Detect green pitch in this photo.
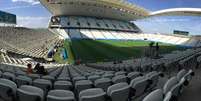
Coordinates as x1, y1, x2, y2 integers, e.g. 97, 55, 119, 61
54, 39, 185, 64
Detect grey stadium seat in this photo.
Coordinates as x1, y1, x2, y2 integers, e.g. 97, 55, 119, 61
2, 72, 16, 81
94, 78, 112, 91
176, 69, 187, 81
17, 85, 44, 101
0, 78, 17, 101
163, 76, 178, 94
16, 75, 32, 87
42, 75, 55, 82
142, 89, 163, 101
75, 80, 93, 94
112, 75, 127, 84
73, 76, 86, 83
79, 88, 106, 101
127, 72, 142, 81
33, 79, 52, 94
146, 71, 160, 90
28, 74, 40, 80
107, 83, 130, 101
54, 81, 73, 90
88, 75, 101, 82
47, 90, 75, 101
115, 71, 126, 76
130, 76, 148, 98
102, 73, 114, 79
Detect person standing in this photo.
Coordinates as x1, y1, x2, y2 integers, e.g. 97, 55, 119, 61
26, 64, 33, 74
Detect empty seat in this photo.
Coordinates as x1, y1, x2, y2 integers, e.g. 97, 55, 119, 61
88, 75, 101, 82
115, 71, 126, 76
54, 81, 73, 90
0, 78, 17, 101
73, 76, 86, 83
79, 88, 106, 101
94, 78, 112, 91
107, 83, 130, 101
143, 89, 163, 101
2, 72, 16, 81
17, 85, 44, 101
102, 73, 114, 79
177, 69, 187, 81
127, 72, 142, 81
16, 75, 32, 87
183, 69, 194, 86
75, 80, 93, 94
146, 71, 160, 90
163, 76, 178, 94
42, 75, 55, 82
112, 75, 127, 84
57, 77, 71, 81
130, 76, 148, 98
33, 79, 52, 94
28, 74, 40, 80
47, 90, 75, 101
0, 71, 2, 77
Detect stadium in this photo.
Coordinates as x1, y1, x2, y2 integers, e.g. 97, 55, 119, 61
0, 0, 200, 101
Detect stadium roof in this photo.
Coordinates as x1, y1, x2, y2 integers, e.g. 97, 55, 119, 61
150, 8, 201, 16
39, 0, 149, 21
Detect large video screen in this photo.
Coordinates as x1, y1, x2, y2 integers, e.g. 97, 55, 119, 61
174, 30, 189, 36
0, 11, 16, 24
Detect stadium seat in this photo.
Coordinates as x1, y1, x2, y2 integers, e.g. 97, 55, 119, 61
163, 76, 178, 94
94, 78, 112, 91
73, 76, 87, 83
0, 78, 17, 101
176, 69, 187, 81
107, 83, 130, 101
57, 76, 71, 81
130, 76, 148, 98
112, 75, 127, 84
146, 71, 160, 90
17, 85, 44, 101
28, 74, 40, 80
127, 72, 142, 81
33, 79, 52, 94
79, 88, 106, 101
2, 72, 16, 81
42, 75, 55, 82
75, 80, 93, 94
54, 81, 73, 90
16, 75, 32, 87
47, 90, 75, 101
88, 75, 101, 82
142, 89, 163, 101
183, 69, 194, 86
102, 73, 114, 79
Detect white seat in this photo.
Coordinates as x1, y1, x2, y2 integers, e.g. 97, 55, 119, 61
127, 72, 142, 81
177, 69, 187, 81
28, 74, 40, 80
47, 90, 75, 101
88, 75, 101, 82
0, 78, 17, 101
17, 85, 44, 101
163, 76, 178, 94
79, 88, 106, 101
107, 83, 130, 101
42, 75, 55, 82
146, 71, 160, 90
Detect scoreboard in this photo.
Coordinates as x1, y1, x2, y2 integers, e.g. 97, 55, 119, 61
0, 11, 16, 24
173, 30, 189, 36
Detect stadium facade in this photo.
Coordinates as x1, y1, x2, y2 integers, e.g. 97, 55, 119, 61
0, 10, 16, 27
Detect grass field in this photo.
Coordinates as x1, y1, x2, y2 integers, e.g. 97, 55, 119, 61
54, 39, 186, 64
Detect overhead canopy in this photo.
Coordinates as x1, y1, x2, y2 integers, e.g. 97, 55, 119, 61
150, 8, 201, 16
39, 0, 149, 21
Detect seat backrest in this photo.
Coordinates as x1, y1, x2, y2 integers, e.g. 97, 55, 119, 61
127, 72, 141, 81
177, 69, 187, 81
163, 76, 178, 94
17, 85, 44, 101
75, 80, 93, 94
94, 78, 112, 91
33, 79, 52, 94
47, 90, 75, 101
54, 81, 72, 90
16, 75, 32, 87
112, 75, 127, 84
79, 88, 106, 101
142, 89, 163, 101
107, 83, 130, 101
130, 77, 148, 97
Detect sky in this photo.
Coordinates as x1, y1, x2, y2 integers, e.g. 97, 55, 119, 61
0, 0, 201, 35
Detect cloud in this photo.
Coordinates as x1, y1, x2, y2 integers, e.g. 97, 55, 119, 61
17, 16, 50, 28
2, 5, 34, 10
12, 0, 40, 5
